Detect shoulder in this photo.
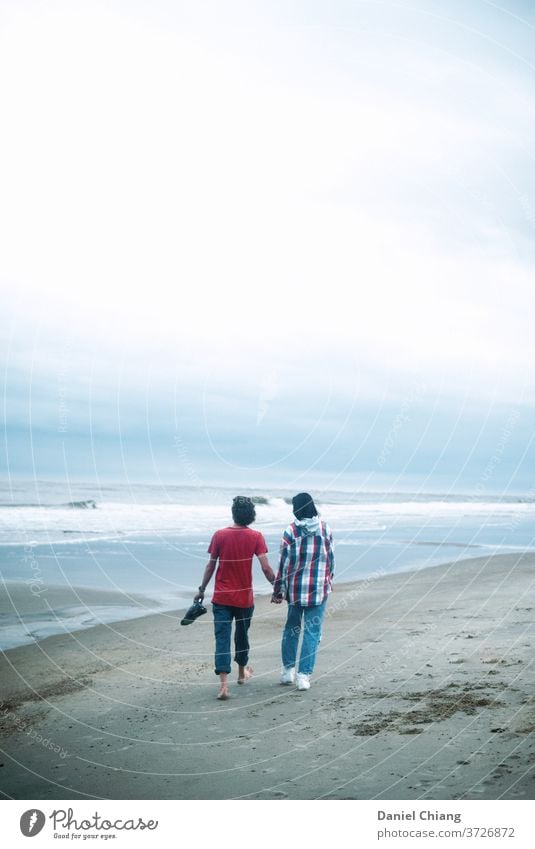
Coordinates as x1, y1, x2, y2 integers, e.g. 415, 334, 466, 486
213, 526, 233, 540
237, 526, 265, 541
282, 523, 297, 543
242, 527, 263, 539
321, 521, 333, 536
253, 528, 268, 549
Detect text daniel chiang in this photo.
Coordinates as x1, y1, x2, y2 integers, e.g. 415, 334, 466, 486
378, 810, 462, 824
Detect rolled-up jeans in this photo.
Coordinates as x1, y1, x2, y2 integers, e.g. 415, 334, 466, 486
212, 602, 254, 675
282, 599, 327, 675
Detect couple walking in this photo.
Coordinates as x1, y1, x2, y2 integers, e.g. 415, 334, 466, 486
195, 492, 335, 700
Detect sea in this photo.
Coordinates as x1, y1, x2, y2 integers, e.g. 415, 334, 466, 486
1, 480, 534, 649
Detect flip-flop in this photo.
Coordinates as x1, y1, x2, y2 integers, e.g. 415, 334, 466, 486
180, 601, 207, 626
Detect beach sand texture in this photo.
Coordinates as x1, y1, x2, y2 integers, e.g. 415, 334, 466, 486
0, 553, 534, 800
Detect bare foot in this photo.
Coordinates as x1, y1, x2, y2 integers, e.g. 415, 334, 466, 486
238, 665, 253, 684
217, 672, 229, 700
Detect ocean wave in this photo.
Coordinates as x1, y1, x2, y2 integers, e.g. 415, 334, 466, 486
66, 499, 97, 509
1, 490, 535, 547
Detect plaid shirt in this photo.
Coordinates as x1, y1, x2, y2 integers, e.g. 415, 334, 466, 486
273, 519, 335, 606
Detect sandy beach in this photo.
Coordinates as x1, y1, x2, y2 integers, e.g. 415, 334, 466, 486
0, 552, 533, 800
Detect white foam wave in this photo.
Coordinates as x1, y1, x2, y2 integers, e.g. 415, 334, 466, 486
1, 497, 534, 546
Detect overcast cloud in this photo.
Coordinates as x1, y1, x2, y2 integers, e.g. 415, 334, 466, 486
1, 0, 534, 490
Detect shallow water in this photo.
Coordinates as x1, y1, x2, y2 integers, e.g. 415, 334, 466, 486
1, 481, 534, 649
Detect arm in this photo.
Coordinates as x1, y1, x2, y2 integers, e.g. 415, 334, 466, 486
194, 556, 217, 602
272, 534, 291, 603
327, 527, 335, 584
257, 553, 276, 586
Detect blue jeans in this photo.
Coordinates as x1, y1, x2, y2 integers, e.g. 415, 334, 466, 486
281, 599, 327, 676
212, 603, 254, 675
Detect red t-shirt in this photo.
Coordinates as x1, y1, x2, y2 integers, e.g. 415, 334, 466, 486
208, 526, 268, 608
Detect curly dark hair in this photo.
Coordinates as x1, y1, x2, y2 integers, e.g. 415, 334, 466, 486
232, 496, 256, 527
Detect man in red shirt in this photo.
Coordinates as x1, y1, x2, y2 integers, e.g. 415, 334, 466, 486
195, 496, 276, 700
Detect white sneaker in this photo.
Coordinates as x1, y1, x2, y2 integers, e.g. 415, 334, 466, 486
280, 667, 295, 685
296, 673, 311, 691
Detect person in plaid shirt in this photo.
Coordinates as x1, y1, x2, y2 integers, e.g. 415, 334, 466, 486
272, 492, 334, 690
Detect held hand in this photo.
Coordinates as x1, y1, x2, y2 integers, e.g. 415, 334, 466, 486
271, 594, 283, 604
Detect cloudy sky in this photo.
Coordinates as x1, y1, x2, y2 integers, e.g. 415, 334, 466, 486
1, 0, 534, 492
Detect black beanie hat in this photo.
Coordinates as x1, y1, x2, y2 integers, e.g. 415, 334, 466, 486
292, 492, 318, 520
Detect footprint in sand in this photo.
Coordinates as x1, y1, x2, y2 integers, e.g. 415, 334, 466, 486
507, 699, 535, 734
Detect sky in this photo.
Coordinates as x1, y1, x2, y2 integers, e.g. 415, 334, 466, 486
1, 0, 535, 493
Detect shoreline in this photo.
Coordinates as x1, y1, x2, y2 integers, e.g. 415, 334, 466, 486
0, 545, 521, 652
1, 552, 534, 800
0, 582, 185, 652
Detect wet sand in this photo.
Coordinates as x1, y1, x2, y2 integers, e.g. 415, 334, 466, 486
0, 582, 165, 650
0, 553, 534, 800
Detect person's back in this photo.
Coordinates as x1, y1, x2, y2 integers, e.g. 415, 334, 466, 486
195, 496, 275, 699
278, 515, 334, 607
210, 525, 266, 608
272, 492, 335, 691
